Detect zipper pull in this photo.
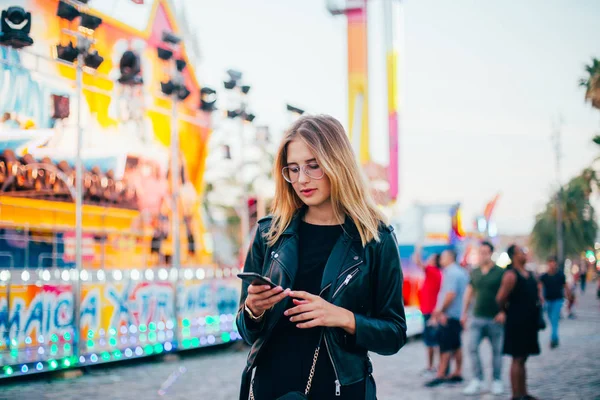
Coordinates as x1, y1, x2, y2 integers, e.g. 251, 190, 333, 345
335, 380, 341, 396
344, 274, 352, 285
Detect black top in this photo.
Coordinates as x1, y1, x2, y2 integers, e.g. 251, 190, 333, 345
540, 272, 566, 301
253, 221, 365, 399
503, 268, 540, 356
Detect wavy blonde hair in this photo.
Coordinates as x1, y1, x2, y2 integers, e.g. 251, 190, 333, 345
266, 115, 387, 247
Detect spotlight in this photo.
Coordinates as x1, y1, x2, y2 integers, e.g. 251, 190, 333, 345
0, 6, 33, 49
227, 110, 240, 119
162, 31, 181, 45
177, 85, 190, 101
241, 85, 251, 95
223, 79, 236, 90
286, 104, 305, 115
84, 50, 104, 69
161, 80, 175, 95
80, 13, 102, 31
226, 69, 242, 82
55, 42, 79, 63
157, 47, 173, 61
56, 1, 80, 21
175, 59, 186, 72
118, 50, 143, 85
199, 87, 217, 112
245, 113, 256, 122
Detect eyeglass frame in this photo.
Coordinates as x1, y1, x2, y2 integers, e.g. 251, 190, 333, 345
281, 162, 325, 183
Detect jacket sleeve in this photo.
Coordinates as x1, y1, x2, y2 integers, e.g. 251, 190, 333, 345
353, 230, 407, 355
235, 226, 268, 345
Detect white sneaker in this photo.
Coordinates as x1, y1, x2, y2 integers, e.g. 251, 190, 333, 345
491, 380, 504, 395
463, 379, 482, 395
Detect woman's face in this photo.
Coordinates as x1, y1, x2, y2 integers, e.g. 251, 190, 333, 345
285, 139, 331, 208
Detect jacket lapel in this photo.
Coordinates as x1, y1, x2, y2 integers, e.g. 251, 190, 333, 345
318, 216, 363, 295
276, 208, 364, 295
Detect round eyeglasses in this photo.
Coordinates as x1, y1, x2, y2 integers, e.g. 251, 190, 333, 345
282, 163, 325, 183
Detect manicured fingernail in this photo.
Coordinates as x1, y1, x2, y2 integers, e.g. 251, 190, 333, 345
284, 310, 288, 316
263, 286, 270, 290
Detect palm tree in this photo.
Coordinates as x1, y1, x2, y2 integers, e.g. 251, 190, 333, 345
530, 169, 598, 260
579, 58, 600, 110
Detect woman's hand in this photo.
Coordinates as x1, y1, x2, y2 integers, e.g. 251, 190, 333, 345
284, 291, 356, 334
245, 285, 290, 317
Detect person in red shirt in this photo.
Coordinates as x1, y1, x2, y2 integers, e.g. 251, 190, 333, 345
416, 250, 443, 374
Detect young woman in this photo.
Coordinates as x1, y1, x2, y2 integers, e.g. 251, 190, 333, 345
496, 245, 541, 400
236, 115, 407, 400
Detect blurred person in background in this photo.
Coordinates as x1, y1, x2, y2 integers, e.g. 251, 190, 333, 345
579, 262, 588, 293
415, 250, 442, 376
461, 241, 505, 396
425, 249, 469, 387
539, 256, 571, 349
496, 245, 541, 400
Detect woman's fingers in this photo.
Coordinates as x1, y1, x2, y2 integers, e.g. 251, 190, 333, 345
289, 310, 319, 323
254, 288, 290, 309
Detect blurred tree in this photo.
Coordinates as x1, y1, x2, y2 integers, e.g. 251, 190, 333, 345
531, 169, 598, 260
579, 57, 600, 110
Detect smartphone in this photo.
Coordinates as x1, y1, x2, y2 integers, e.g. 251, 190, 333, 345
237, 272, 278, 288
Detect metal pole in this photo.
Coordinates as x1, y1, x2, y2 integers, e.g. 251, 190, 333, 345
554, 118, 564, 264
73, 54, 84, 359
239, 115, 249, 246
171, 95, 180, 269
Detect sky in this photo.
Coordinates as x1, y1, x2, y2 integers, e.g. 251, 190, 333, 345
183, 0, 600, 236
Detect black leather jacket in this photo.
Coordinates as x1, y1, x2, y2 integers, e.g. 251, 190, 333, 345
236, 210, 407, 400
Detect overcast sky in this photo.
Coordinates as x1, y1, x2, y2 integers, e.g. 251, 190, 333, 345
185, 0, 600, 235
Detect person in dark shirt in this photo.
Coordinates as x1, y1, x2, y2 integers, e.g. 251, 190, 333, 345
539, 256, 571, 348
461, 241, 505, 395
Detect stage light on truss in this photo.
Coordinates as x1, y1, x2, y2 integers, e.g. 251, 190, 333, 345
79, 13, 102, 31
199, 87, 217, 111
223, 79, 236, 90
162, 30, 181, 45
245, 113, 256, 122
177, 85, 190, 101
286, 104, 305, 115
161, 80, 175, 95
118, 50, 143, 85
56, 1, 79, 21
175, 59, 186, 72
0, 6, 34, 49
54, 42, 79, 63
227, 110, 240, 119
226, 69, 242, 82
241, 85, 251, 95
84, 50, 104, 69
157, 47, 173, 61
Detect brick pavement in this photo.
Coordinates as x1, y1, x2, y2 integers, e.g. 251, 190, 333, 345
2, 286, 599, 400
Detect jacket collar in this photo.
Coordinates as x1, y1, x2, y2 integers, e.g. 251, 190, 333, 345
278, 207, 363, 294
282, 206, 360, 242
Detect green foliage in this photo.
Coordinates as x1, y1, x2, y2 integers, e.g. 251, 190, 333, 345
531, 169, 598, 259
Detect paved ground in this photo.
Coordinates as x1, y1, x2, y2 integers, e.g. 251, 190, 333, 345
3, 285, 600, 400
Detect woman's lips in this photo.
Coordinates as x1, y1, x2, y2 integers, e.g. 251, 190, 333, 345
300, 189, 316, 197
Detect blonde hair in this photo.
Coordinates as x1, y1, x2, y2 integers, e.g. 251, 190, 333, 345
266, 115, 387, 247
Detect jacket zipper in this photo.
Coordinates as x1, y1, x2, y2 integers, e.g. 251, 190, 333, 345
317, 261, 362, 397
332, 266, 361, 299
324, 334, 341, 396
